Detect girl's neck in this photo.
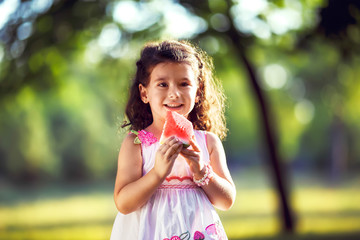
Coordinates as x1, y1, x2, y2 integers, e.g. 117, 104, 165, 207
145, 121, 164, 139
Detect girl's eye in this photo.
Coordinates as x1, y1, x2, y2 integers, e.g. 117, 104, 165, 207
158, 82, 168, 87
180, 82, 190, 87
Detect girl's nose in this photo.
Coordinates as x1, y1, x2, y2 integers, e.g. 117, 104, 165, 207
168, 86, 180, 99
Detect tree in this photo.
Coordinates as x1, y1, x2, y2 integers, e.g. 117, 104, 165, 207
1, 0, 359, 234
0, 0, 109, 96
178, 0, 295, 232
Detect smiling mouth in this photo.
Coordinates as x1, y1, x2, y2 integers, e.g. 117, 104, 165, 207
165, 104, 183, 109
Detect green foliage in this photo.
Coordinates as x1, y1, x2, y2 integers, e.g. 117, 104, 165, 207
1, 0, 360, 183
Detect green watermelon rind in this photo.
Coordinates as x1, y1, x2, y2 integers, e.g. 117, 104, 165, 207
182, 143, 190, 148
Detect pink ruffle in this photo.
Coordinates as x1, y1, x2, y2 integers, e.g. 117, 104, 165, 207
137, 130, 158, 146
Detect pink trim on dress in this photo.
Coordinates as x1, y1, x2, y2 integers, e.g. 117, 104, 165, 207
158, 184, 198, 189
165, 176, 193, 182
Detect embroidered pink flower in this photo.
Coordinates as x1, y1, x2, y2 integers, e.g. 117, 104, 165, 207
206, 222, 226, 239
193, 231, 205, 240
136, 130, 158, 146
170, 236, 181, 240
206, 224, 216, 236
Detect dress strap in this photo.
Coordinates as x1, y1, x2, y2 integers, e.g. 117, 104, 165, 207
194, 130, 210, 164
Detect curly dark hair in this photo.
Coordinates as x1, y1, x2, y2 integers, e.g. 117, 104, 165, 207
121, 40, 227, 140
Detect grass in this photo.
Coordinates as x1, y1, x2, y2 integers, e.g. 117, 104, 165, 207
0, 168, 360, 240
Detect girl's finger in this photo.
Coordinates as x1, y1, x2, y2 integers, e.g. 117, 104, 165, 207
180, 153, 198, 164
158, 143, 169, 154
165, 136, 178, 145
189, 138, 200, 152
159, 136, 178, 152
169, 145, 182, 162
164, 141, 182, 159
180, 151, 201, 166
180, 148, 200, 158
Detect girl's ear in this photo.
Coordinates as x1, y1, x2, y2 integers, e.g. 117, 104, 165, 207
195, 95, 200, 103
139, 84, 148, 104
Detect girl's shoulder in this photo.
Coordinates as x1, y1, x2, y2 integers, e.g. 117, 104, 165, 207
120, 131, 142, 151
198, 130, 220, 142
117, 131, 142, 166
201, 131, 223, 154
124, 131, 138, 142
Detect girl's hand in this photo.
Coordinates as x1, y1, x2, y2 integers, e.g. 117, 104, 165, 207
154, 136, 183, 180
180, 141, 206, 179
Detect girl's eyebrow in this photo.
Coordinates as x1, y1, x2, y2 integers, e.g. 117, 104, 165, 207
152, 76, 193, 82
153, 77, 167, 82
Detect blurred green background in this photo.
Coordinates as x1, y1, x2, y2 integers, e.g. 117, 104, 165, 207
0, 0, 360, 239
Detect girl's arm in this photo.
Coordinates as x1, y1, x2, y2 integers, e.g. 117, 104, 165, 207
203, 132, 236, 210
181, 132, 236, 210
114, 134, 182, 215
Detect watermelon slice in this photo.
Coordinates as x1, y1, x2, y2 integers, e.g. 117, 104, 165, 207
160, 111, 200, 152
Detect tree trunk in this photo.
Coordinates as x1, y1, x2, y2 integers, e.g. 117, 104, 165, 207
224, 2, 295, 233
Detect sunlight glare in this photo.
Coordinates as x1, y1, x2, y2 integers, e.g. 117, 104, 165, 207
252, 18, 271, 39
17, 21, 33, 41
267, 8, 302, 35
98, 23, 121, 51
0, 0, 20, 29
113, 0, 206, 39
162, 3, 207, 39
231, 0, 270, 39
113, 1, 159, 32
231, 0, 303, 37
31, 0, 53, 14
10, 40, 25, 59
263, 64, 287, 89
234, 0, 268, 17
294, 99, 315, 124
210, 13, 230, 32
85, 40, 102, 64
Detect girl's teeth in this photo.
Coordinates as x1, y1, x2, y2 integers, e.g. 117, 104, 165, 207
167, 104, 181, 107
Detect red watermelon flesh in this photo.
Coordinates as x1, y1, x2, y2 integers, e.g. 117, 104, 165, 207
160, 111, 199, 152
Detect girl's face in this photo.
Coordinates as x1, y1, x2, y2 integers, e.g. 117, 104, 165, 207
139, 62, 199, 125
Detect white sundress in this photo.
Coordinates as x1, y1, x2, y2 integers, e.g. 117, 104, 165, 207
110, 130, 228, 240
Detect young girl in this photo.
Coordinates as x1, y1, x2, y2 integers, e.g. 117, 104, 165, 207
110, 40, 236, 240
